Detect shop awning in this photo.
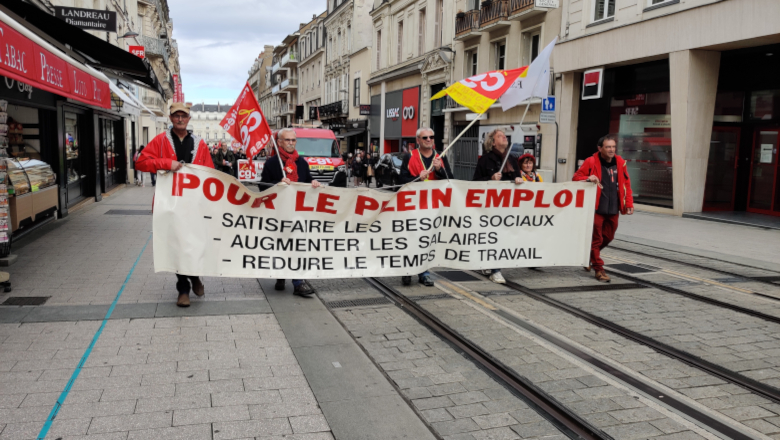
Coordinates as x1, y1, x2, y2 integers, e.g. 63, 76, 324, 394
116, 84, 158, 121
108, 81, 139, 109
336, 129, 366, 139
0, 10, 111, 109
0, 0, 164, 97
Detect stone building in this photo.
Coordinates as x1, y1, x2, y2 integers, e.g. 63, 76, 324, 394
188, 103, 233, 147
297, 12, 327, 127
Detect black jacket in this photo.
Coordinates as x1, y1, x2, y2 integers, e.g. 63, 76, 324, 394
399, 151, 453, 184
260, 155, 314, 185
472, 150, 519, 182
215, 149, 236, 170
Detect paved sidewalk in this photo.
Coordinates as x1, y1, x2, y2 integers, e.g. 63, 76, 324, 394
617, 212, 780, 269
0, 187, 336, 440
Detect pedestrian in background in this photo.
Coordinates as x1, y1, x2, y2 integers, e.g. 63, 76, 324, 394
216, 143, 236, 176
134, 145, 146, 187
473, 129, 524, 284
352, 151, 364, 187
573, 134, 634, 283
260, 128, 320, 297
399, 127, 453, 287
135, 103, 215, 307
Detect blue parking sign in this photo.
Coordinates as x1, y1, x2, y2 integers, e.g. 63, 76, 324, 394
542, 97, 556, 113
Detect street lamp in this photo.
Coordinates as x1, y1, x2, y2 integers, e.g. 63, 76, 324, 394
119, 31, 139, 38
438, 46, 455, 63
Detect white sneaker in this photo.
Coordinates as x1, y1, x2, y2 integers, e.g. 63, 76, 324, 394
489, 272, 506, 284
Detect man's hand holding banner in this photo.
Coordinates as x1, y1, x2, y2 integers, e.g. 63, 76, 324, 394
154, 165, 596, 279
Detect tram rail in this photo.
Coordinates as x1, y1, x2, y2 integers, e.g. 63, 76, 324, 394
363, 277, 609, 440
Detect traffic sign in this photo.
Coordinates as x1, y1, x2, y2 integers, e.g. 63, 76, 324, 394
539, 112, 556, 124
542, 96, 556, 113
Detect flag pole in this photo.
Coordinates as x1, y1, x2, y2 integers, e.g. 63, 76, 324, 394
270, 135, 287, 179
424, 113, 483, 173
498, 99, 532, 173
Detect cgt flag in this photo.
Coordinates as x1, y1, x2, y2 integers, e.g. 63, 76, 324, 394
220, 82, 272, 166
430, 67, 529, 114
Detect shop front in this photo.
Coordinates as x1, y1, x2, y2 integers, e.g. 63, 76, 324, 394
370, 86, 420, 155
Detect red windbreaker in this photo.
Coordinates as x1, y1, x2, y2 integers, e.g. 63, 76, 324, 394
135, 130, 214, 173
573, 152, 634, 214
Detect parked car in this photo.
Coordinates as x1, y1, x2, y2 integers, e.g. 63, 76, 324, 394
374, 153, 405, 189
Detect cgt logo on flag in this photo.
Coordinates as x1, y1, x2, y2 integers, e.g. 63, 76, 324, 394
430, 67, 528, 114
220, 82, 273, 165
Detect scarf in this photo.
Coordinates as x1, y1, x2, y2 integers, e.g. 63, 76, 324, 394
408, 148, 439, 181
521, 171, 539, 182
275, 147, 300, 182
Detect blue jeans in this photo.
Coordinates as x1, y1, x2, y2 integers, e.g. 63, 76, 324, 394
418, 271, 430, 280
491, 269, 501, 274
292, 279, 303, 287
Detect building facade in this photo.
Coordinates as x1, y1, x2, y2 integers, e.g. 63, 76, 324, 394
554, 0, 780, 217
270, 33, 300, 129
188, 104, 233, 147
367, 0, 454, 159
298, 13, 327, 127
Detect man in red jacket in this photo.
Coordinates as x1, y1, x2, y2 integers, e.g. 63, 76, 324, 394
573, 134, 634, 282
136, 103, 215, 307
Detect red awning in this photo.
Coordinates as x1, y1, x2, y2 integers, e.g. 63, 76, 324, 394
0, 10, 111, 109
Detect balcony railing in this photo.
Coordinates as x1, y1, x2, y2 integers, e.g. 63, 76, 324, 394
272, 62, 281, 74
455, 10, 480, 38
272, 84, 281, 95
138, 36, 169, 66
280, 77, 298, 91
281, 102, 295, 114
142, 95, 165, 110
510, 0, 535, 15
281, 51, 298, 66
480, 0, 510, 28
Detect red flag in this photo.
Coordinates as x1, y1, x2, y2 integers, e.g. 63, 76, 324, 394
220, 82, 272, 165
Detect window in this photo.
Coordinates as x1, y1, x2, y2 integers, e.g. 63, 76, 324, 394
376, 30, 382, 70
495, 42, 506, 70
522, 29, 541, 66
397, 20, 404, 63
418, 9, 426, 56
593, 0, 616, 21
337, 31, 341, 57
347, 25, 351, 53
434, 0, 443, 47
465, 49, 478, 76
354, 78, 360, 107
328, 38, 332, 61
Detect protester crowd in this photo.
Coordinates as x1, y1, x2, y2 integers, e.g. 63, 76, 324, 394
136, 103, 633, 307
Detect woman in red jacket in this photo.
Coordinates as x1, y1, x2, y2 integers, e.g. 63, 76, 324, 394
572, 134, 634, 283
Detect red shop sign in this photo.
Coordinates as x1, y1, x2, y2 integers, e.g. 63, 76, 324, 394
129, 46, 145, 58
401, 87, 419, 138
0, 16, 110, 109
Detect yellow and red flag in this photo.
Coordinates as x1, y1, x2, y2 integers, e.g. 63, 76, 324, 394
431, 66, 529, 114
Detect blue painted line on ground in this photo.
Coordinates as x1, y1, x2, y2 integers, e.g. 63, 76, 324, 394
36, 234, 152, 440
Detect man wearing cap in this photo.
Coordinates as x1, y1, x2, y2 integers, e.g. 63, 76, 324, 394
136, 103, 215, 307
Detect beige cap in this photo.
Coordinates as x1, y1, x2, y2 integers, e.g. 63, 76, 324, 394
170, 102, 190, 115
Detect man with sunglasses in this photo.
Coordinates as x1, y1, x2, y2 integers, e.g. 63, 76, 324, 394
260, 128, 321, 297
399, 127, 453, 287
135, 103, 215, 307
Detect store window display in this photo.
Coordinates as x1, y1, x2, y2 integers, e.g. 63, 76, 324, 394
609, 92, 673, 208
65, 112, 85, 204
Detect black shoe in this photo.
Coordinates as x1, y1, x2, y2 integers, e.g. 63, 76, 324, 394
419, 274, 434, 287
275, 279, 285, 291
293, 282, 315, 297
402, 276, 412, 286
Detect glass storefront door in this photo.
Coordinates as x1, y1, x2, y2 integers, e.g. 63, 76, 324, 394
703, 127, 741, 211
64, 111, 86, 206
101, 118, 118, 190
748, 129, 780, 216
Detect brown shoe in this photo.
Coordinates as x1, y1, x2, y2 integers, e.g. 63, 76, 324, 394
192, 278, 205, 297
584, 266, 591, 272
177, 293, 190, 307
595, 271, 611, 283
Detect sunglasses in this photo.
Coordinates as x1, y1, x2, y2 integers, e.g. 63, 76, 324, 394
420, 136, 433, 140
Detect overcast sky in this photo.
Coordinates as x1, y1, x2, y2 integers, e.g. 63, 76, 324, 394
168, 0, 324, 105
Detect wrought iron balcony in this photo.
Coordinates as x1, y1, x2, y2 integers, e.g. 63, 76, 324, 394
138, 36, 169, 66
510, 0, 535, 16
480, 0, 510, 29
319, 100, 345, 118
455, 10, 480, 40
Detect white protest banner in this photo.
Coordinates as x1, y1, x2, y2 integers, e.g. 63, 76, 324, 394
237, 159, 265, 182
153, 165, 596, 279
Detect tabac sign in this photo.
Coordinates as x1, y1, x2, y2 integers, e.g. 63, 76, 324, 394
55, 7, 117, 32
